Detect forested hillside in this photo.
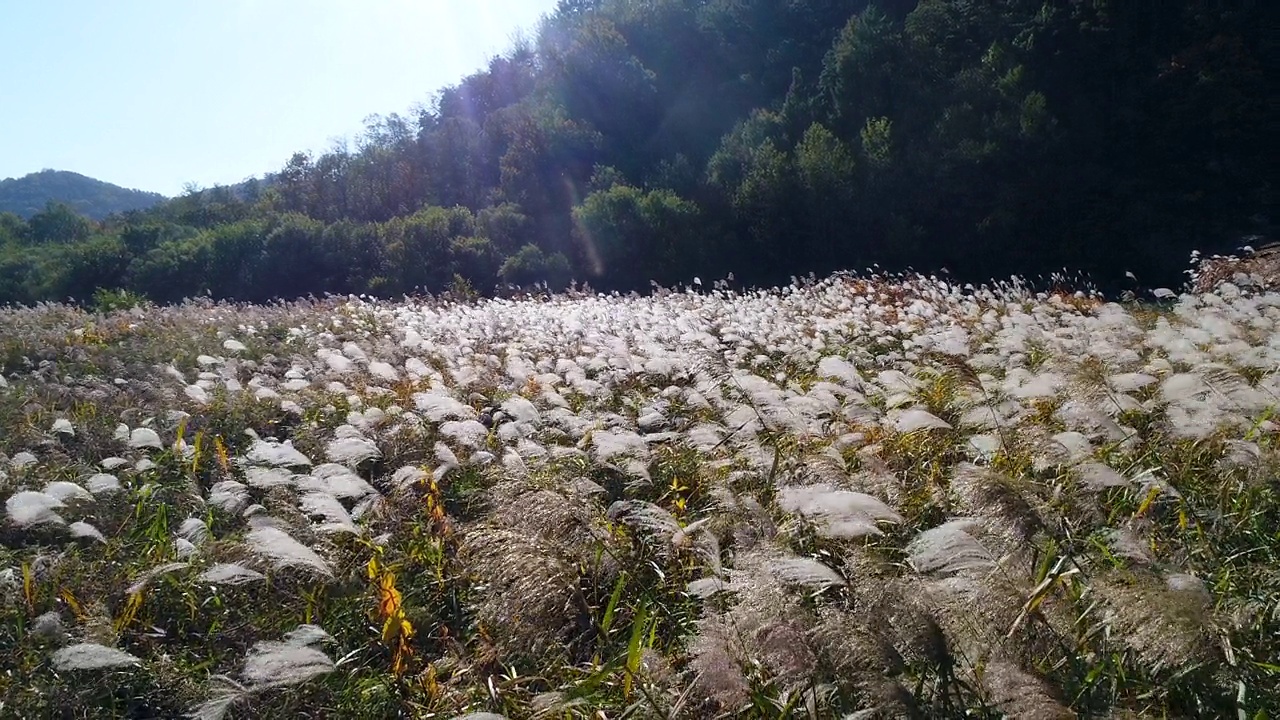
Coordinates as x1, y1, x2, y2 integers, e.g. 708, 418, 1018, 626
0, 170, 165, 220
0, 0, 1270, 305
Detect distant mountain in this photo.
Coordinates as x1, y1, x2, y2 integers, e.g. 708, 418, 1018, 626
0, 169, 166, 220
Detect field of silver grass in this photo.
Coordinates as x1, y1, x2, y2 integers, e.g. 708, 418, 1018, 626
1, 270, 1277, 718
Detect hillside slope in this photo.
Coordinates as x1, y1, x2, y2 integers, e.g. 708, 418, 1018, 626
0, 1, 1271, 306
0, 169, 165, 220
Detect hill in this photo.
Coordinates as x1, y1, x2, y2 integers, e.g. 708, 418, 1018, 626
0, 170, 165, 220
0, 1, 1272, 307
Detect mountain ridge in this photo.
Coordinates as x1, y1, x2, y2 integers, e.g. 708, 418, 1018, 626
0, 169, 166, 220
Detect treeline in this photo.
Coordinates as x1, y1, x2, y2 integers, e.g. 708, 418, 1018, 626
1, 0, 1271, 305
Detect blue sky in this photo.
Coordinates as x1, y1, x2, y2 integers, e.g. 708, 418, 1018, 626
0, 0, 557, 196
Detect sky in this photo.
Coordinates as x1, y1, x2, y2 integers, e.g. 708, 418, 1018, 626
0, 0, 558, 196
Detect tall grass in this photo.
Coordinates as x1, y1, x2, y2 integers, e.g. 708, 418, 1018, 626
1, 271, 1277, 718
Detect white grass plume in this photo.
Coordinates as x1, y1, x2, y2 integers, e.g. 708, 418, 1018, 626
177, 517, 210, 544
888, 408, 952, 433
128, 427, 163, 450
85, 473, 122, 494
51, 642, 142, 671
208, 480, 250, 513
187, 692, 239, 720
488, 483, 609, 556
1093, 572, 1217, 673
687, 577, 732, 599
767, 557, 846, 589
776, 484, 903, 539
299, 492, 356, 534
43, 481, 93, 503
434, 441, 460, 481
127, 562, 189, 594
687, 619, 751, 711
907, 519, 996, 575
243, 466, 295, 489
241, 625, 335, 686
244, 438, 312, 468
1075, 461, 1127, 490
301, 463, 377, 500
245, 526, 333, 577
807, 605, 906, 680
6, 490, 65, 527
69, 521, 106, 543
413, 390, 476, 422
8, 451, 38, 469
816, 355, 865, 390
198, 563, 266, 586
949, 464, 1044, 540
187, 624, 336, 719
462, 526, 584, 661
325, 436, 381, 466
754, 620, 819, 685
591, 429, 650, 462
606, 499, 680, 538
980, 659, 1074, 720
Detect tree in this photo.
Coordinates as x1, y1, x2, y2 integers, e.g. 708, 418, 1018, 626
477, 203, 534, 254
795, 122, 858, 270
540, 13, 658, 176
203, 219, 267, 298
0, 212, 25, 246
52, 234, 130, 300
818, 7, 903, 138
383, 206, 477, 293
573, 184, 703, 289
321, 220, 386, 295
256, 214, 327, 300
498, 243, 573, 288
26, 202, 93, 244
125, 237, 212, 303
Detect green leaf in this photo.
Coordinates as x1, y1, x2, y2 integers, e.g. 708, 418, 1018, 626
623, 600, 650, 700
600, 571, 628, 636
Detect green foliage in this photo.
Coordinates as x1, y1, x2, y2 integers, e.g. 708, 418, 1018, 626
498, 244, 572, 287
384, 206, 476, 293
795, 123, 858, 270
0, 0, 1271, 304
475, 203, 533, 254
259, 214, 329, 300
126, 236, 211, 303
859, 116, 894, 169
573, 184, 704, 287
26, 202, 95, 245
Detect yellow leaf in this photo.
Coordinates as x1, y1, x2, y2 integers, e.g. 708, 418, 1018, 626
115, 591, 144, 632
378, 573, 402, 618
22, 563, 36, 609
214, 436, 230, 473
421, 663, 439, 698
61, 588, 86, 621
191, 431, 204, 474
1134, 485, 1161, 518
